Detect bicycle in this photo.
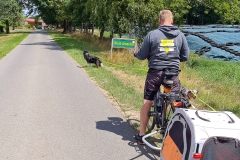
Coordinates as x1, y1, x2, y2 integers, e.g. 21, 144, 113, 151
142, 69, 198, 151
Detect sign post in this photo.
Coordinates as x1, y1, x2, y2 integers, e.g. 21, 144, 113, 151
111, 38, 136, 61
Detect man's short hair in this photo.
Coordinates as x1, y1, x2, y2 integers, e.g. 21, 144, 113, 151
159, 10, 173, 21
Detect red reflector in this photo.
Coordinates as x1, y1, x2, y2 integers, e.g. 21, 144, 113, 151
172, 102, 182, 107
193, 153, 202, 159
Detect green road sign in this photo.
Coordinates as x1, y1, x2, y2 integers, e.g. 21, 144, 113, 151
112, 38, 136, 49
110, 38, 136, 61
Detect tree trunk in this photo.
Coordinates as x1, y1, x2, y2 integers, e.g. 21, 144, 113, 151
119, 32, 122, 38
81, 23, 83, 33
100, 27, 105, 41
84, 22, 88, 33
110, 29, 113, 39
68, 21, 72, 32
91, 23, 94, 35
0, 26, 3, 32
6, 19, 10, 34
62, 19, 67, 33
12, 21, 16, 30
129, 22, 135, 39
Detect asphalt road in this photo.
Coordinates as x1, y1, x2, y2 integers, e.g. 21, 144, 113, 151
0, 30, 158, 160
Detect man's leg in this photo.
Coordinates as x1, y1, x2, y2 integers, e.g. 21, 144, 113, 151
139, 99, 153, 135
135, 99, 153, 144
135, 70, 162, 144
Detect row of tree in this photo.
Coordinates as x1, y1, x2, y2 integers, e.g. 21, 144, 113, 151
1, 0, 240, 40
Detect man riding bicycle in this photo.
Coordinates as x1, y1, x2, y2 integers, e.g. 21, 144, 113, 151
133, 10, 190, 145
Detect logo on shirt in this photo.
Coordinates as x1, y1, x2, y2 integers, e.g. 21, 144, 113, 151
159, 39, 176, 53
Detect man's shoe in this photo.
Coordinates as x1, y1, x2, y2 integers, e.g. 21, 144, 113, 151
135, 133, 145, 145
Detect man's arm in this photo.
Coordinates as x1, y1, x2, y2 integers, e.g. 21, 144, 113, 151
179, 34, 190, 62
134, 33, 151, 60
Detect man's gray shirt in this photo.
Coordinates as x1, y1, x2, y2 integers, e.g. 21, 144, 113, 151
135, 25, 190, 70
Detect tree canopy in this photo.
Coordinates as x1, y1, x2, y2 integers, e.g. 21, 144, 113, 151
1, 0, 240, 38
0, 0, 24, 33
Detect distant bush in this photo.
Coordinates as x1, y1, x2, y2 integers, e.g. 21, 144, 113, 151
25, 24, 31, 29
37, 26, 42, 29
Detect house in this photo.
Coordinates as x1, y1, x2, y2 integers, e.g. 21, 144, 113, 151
25, 18, 48, 28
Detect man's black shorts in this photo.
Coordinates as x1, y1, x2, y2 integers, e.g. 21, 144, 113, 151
144, 70, 180, 100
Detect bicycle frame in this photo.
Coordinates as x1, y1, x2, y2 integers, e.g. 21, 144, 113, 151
142, 130, 162, 151
143, 89, 197, 151
142, 70, 198, 151
144, 93, 182, 150
144, 69, 183, 151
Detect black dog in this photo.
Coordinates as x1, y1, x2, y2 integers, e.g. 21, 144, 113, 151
83, 51, 103, 68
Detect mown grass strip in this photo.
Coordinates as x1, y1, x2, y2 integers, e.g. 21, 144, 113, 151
0, 32, 30, 59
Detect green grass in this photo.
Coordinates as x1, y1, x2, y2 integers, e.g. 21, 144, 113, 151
49, 31, 143, 115
0, 29, 31, 59
182, 54, 240, 114
48, 31, 240, 117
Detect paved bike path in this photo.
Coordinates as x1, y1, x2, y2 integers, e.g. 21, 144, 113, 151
0, 30, 158, 159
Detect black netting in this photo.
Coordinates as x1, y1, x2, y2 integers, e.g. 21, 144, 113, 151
201, 137, 240, 160
168, 115, 192, 160
169, 121, 184, 154
185, 125, 191, 160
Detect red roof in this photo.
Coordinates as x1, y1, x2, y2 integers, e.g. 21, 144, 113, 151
26, 18, 35, 23
26, 18, 43, 23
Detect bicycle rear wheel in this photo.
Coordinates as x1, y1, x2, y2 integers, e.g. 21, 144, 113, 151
160, 101, 175, 133
147, 102, 156, 132
147, 93, 162, 132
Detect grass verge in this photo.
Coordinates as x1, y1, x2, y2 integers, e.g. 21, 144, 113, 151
0, 28, 32, 59
48, 31, 144, 119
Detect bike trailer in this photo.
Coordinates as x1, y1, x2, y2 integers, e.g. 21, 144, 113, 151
160, 108, 240, 160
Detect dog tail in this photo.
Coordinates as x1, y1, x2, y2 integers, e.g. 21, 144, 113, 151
96, 59, 103, 67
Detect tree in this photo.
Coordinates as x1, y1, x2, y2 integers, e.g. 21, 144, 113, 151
86, 0, 112, 40
25, 0, 240, 38
64, 0, 89, 32
0, 0, 23, 34
29, 0, 74, 33
187, 0, 240, 25
186, 0, 217, 25
124, 0, 164, 45
162, 0, 190, 26
209, 0, 240, 24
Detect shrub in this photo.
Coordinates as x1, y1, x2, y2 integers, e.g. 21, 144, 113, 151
25, 24, 31, 29
0, 22, 5, 32
37, 26, 42, 29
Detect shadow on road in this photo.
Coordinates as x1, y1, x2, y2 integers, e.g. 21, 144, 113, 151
20, 41, 64, 51
96, 117, 159, 160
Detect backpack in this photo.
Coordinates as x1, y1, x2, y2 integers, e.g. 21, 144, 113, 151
160, 108, 240, 160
